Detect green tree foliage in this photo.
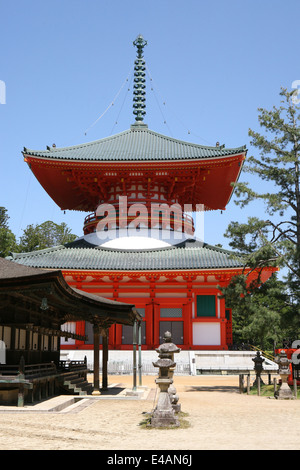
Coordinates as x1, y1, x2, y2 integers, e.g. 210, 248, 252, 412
0, 207, 17, 257
0, 207, 9, 228
223, 273, 292, 349
221, 87, 300, 347
227, 87, 300, 281
0, 207, 77, 255
18, 220, 77, 252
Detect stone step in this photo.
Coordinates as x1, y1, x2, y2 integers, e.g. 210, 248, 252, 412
59, 372, 93, 396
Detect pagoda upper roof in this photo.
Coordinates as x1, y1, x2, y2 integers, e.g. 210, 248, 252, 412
23, 124, 246, 163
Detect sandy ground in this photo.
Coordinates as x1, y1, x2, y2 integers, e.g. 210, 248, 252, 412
0, 374, 299, 451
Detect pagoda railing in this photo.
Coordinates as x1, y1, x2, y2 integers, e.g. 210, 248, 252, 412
83, 210, 195, 236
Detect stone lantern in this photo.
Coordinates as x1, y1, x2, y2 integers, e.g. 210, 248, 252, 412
150, 331, 180, 427
252, 351, 265, 386
275, 350, 294, 399
158, 331, 181, 412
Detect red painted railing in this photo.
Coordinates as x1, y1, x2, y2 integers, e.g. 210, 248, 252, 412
83, 208, 195, 236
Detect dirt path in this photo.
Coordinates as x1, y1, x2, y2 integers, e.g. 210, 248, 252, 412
0, 374, 299, 450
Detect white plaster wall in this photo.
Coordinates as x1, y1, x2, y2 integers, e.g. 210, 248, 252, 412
60, 322, 76, 346
192, 322, 221, 346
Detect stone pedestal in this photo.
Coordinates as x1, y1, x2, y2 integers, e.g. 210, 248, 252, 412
252, 375, 265, 387
150, 377, 179, 428
275, 350, 294, 400
150, 331, 181, 428
155, 331, 181, 413
277, 374, 294, 399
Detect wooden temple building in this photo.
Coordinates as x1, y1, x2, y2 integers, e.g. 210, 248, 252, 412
0, 257, 140, 405
9, 36, 276, 365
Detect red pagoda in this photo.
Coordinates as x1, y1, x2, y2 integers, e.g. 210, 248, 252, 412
12, 36, 276, 359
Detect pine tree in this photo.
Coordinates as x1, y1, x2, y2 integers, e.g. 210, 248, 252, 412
227, 88, 299, 280
0, 207, 17, 257
18, 221, 77, 252
222, 87, 300, 346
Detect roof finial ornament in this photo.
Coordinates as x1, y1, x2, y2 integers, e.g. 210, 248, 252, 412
132, 34, 147, 124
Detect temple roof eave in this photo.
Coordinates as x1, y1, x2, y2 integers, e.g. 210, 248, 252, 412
7, 240, 249, 272
0, 258, 140, 326
22, 127, 247, 163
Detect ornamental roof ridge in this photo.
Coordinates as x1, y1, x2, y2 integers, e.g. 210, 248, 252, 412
23, 128, 133, 155
7, 244, 67, 259
63, 237, 242, 254
8, 239, 245, 261
129, 126, 247, 151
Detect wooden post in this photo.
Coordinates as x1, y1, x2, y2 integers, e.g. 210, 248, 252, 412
247, 374, 250, 394
18, 356, 25, 406
49, 379, 54, 397
92, 324, 100, 395
37, 382, 41, 401
294, 378, 297, 399
239, 374, 244, 394
17, 384, 24, 407
138, 321, 142, 386
133, 320, 137, 391
19, 355, 25, 375
41, 381, 46, 399
102, 329, 108, 391
28, 386, 34, 403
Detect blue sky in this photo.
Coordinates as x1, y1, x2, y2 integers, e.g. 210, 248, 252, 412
1, 0, 299, 249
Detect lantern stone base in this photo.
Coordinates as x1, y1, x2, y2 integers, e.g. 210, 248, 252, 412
151, 410, 180, 428
276, 377, 294, 400
150, 378, 180, 428
252, 376, 265, 387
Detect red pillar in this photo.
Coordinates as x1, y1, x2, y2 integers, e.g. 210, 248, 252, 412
153, 303, 160, 346
183, 303, 192, 346
145, 303, 154, 348
115, 324, 122, 347
76, 321, 85, 346
219, 296, 228, 349
108, 324, 115, 348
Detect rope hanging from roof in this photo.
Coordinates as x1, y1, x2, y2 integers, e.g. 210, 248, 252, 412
84, 66, 133, 136
146, 65, 173, 137
146, 65, 214, 146
110, 71, 134, 135
83, 35, 215, 146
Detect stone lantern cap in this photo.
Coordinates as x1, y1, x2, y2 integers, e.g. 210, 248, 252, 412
153, 358, 176, 369
275, 350, 291, 374
155, 331, 181, 358
252, 351, 265, 373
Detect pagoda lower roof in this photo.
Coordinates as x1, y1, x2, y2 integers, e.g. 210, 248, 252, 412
8, 239, 247, 272
23, 124, 246, 163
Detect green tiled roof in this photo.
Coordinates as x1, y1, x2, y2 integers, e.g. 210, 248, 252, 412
9, 240, 245, 271
23, 125, 247, 162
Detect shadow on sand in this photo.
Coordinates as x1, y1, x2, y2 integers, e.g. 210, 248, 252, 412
185, 385, 239, 393
99, 386, 125, 395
